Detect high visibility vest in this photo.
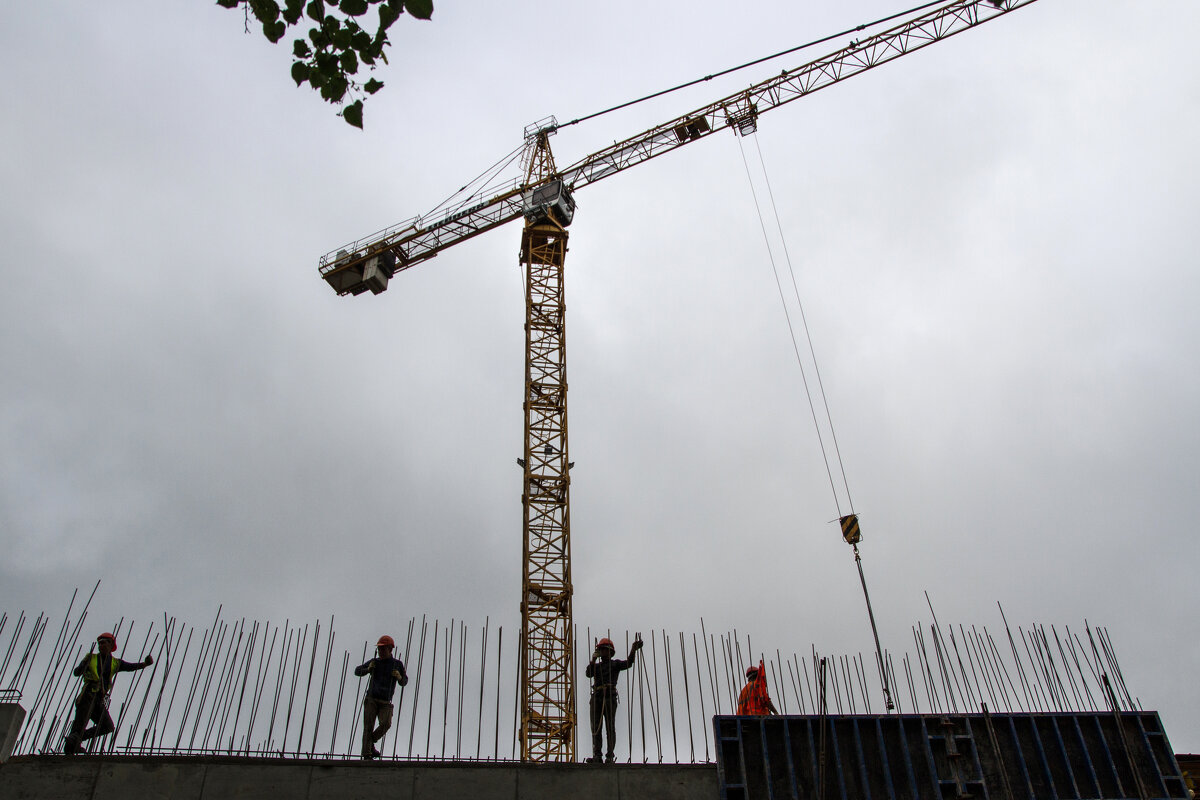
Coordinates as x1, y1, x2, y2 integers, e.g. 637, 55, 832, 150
737, 664, 773, 715
81, 654, 119, 694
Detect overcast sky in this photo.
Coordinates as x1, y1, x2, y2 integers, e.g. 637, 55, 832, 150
2, 0, 1198, 753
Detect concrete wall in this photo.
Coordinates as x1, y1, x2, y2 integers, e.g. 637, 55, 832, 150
0, 705, 26, 764
0, 756, 717, 800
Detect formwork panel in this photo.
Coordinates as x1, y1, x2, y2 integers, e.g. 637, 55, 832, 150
714, 712, 1187, 800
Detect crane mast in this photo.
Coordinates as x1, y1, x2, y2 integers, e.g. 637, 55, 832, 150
516, 123, 577, 761
316, 0, 1042, 762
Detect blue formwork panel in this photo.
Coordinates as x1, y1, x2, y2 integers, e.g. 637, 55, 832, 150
713, 712, 1188, 800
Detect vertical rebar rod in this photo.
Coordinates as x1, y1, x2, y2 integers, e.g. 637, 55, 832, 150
346, 640, 367, 758
243, 622, 276, 753
207, 618, 245, 750
494, 626, 502, 760
265, 622, 293, 752
692, 633, 709, 762
649, 630, 664, 761
680, 632, 694, 762
391, 616, 417, 759
406, 616, 428, 758
476, 617, 487, 760
998, 604, 1035, 712
425, 620, 439, 757
312, 617, 335, 755
1064, 628, 1098, 710
902, 654, 918, 713
441, 620, 453, 758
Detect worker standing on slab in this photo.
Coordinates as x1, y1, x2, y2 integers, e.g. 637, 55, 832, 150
353, 635, 408, 759
737, 660, 778, 716
585, 634, 643, 764
62, 632, 153, 754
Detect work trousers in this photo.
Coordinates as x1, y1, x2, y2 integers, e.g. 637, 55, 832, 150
589, 689, 618, 759
68, 690, 114, 744
362, 696, 393, 756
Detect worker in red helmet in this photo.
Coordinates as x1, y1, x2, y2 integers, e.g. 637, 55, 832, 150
352, 634, 408, 759
737, 660, 777, 716
63, 632, 153, 754
584, 634, 643, 764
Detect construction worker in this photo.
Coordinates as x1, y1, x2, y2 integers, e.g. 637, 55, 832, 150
585, 634, 643, 764
353, 635, 408, 759
62, 632, 153, 754
737, 660, 778, 716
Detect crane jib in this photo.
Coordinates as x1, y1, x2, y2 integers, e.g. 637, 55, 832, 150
318, 0, 1039, 300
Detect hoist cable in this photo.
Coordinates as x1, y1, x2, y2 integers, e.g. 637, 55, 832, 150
423, 142, 526, 220
557, 0, 949, 132
735, 135, 844, 517
738, 134, 893, 711
751, 134, 856, 514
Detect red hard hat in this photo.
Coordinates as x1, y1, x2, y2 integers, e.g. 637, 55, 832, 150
377, 635, 395, 648
596, 638, 615, 651
98, 632, 117, 648
745, 666, 759, 678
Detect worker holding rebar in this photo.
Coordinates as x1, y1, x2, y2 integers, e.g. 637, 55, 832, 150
353, 634, 408, 760
585, 634, 643, 764
62, 632, 153, 754
737, 660, 777, 716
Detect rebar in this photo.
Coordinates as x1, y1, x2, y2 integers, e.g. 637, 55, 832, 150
0, 590, 1152, 763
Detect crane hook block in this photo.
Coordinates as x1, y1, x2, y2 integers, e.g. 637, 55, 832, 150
323, 249, 398, 296
839, 514, 862, 545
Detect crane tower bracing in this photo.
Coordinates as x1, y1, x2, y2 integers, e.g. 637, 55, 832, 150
317, 0, 1043, 762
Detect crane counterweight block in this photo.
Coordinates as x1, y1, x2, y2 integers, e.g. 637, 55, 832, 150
322, 248, 398, 296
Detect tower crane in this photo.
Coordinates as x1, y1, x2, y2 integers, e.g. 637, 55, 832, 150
318, 0, 1042, 762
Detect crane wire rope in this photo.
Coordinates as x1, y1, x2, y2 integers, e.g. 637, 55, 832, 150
556, 0, 950, 132
736, 131, 895, 711
423, 141, 526, 221
421, 0, 965, 240
733, 134, 850, 518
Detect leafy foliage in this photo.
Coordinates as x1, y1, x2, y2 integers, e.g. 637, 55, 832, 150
215, 0, 432, 128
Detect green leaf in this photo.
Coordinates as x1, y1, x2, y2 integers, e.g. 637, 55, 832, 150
292, 39, 312, 58
249, 0, 280, 23
339, 49, 359, 75
308, 27, 330, 48
320, 75, 349, 101
343, 100, 363, 129
307, 66, 327, 89
377, 1, 400, 31
215, 0, 240, 9
339, 0, 369, 15
332, 27, 352, 49
262, 19, 287, 42
350, 30, 372, 52
364, 78, 383, 94
291, 61, 310, 86
282, 0, 304, 24
315, 51, 340, 75
305, 0, 324, 22
405, 0, 433, 20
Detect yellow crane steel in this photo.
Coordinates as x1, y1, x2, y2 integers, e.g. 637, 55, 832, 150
318, 0, 1042, 761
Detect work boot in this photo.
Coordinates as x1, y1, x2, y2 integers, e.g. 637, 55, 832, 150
63, 735, 80, 755
585, 754, 601, 764
605, 753, 615, 765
